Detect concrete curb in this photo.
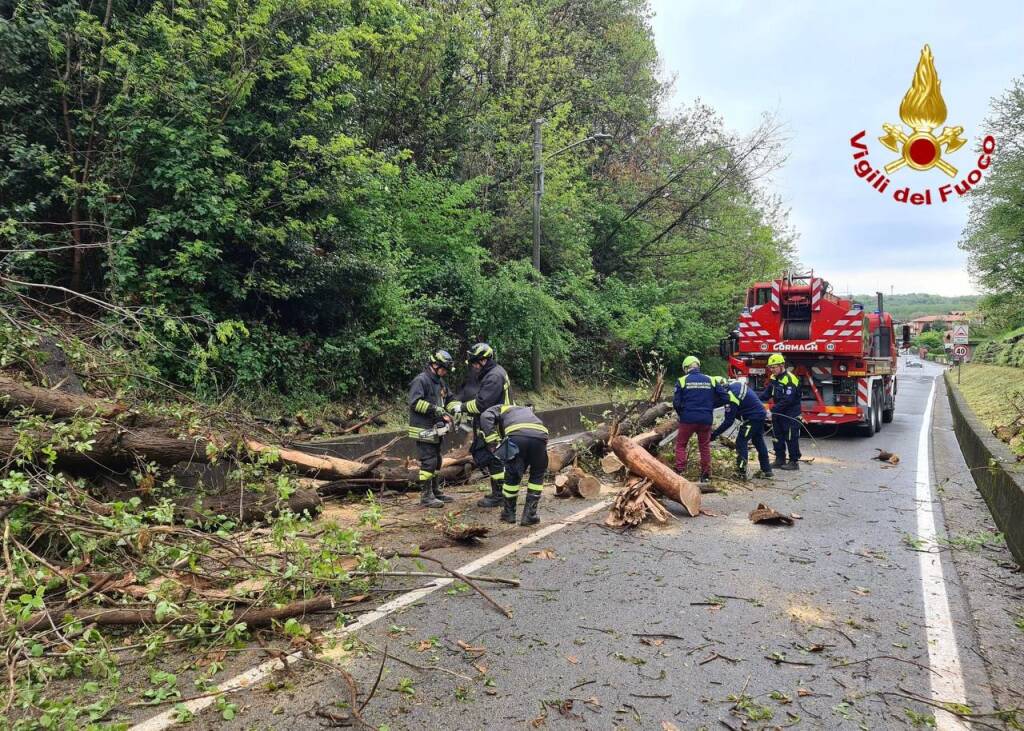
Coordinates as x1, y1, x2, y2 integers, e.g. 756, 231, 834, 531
944, 372, 1024, 566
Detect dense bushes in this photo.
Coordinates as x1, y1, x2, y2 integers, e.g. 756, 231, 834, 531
0, 0, 792, 402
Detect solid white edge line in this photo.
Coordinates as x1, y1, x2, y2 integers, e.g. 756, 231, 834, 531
915, 377, 968, 731
130, 499, 612, 731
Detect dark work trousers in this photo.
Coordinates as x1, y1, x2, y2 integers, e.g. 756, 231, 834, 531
502, 435, 549, 498
470, 431, 505, 481
675, 423, 712, 474
415, 440, 442, 483
772, 416, 802, 463
737, 419, 772, 473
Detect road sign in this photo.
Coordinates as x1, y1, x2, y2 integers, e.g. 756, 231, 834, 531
952, 324, 969, 345
953, 345, 968, 357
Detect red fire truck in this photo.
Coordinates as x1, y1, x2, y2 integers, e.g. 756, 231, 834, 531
720, 273, 898, 436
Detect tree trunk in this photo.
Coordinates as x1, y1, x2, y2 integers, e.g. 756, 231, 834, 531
243, 440, 377, 479
632, 418, 678, 450
173, 487, 322, 526
19, 596, 335, 633
0, 376, 124, 420
610, 434, 700, 516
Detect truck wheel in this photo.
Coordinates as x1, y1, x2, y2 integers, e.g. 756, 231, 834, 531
873, 398, 882, 433
858, 405, 875, 437
882, 406, 894, 423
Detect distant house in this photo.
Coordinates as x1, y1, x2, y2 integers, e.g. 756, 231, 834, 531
907, 312, 971, 337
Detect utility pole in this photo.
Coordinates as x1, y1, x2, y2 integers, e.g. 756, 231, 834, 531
531, 118, 544, 392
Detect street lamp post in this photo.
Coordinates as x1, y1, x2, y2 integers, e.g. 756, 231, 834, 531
530, 119, 611, 392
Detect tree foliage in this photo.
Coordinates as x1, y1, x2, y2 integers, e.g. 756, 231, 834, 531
960, 77, 1024, 333
1, 0, 793, 401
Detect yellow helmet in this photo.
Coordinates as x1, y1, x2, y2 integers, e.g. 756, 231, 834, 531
767, 353, 786, 366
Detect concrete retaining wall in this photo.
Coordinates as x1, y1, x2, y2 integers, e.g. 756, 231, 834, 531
296, 401, 619, 461
944, 373, 1024, 566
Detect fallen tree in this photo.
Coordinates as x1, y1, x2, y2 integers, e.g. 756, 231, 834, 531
609, 434, 700, 517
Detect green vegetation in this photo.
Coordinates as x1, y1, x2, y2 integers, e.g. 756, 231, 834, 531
913, 330, 945, 355
953, 364, 1024, 457
959, 77, 1024, 332
853, 293, 980, 321
0, 0, 792, 406
972, 329, 1024, 369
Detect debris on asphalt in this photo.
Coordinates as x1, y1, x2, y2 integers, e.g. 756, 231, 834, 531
530, 548, 559, 559
605, 477, 674, 527
749, 503, 797, 526
610, 434, 702, 515
441, 519, 490, 544
873, 448, 901, 464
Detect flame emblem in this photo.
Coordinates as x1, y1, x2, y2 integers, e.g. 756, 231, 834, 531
879, 45, 966, 177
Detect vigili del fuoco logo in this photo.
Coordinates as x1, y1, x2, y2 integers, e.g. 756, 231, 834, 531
849, 44, 995, 205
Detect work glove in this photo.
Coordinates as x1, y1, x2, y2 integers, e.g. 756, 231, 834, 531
447, 401, 463, 415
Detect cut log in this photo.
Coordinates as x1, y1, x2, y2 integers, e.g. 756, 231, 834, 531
610, 434, 700, 516
553, 472, 576, 498
19, 596, 336, 632
244, 440, 377, 479
571, 468, 602, 499
600, 453, 624, 475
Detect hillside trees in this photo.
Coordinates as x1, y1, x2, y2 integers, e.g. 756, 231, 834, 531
0, 0, 793, 402
960, 77, 1024, 332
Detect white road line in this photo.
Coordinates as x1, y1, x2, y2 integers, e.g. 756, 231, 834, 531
915, 377, 968, 730
131, 499, 611, 731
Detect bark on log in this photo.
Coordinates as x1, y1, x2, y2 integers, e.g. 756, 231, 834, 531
610, 435, 700, 516
0, 376, 124, 420
173, 487, 322, 526
19, 596, 336, 632
632, 418, 679, 450
244, 440, 377, 479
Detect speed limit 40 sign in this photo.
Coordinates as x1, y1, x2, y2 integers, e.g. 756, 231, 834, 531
953, 345, 968, 357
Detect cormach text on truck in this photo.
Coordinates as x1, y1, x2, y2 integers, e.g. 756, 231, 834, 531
721, 273, 900, 437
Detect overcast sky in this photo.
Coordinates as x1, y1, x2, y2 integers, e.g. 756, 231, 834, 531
649, 1, 1024, 296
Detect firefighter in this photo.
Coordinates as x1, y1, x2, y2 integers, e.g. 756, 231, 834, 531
673, 356, 714, 483
479, 404, 549, 525
710, 379, 773, 480
761, 353, 802, 470
407, 349, 456, 508
447, 342, 514, 508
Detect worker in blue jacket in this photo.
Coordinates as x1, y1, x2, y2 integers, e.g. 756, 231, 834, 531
673, 356, 715, 483
710, 379, 773, 480
760, 353, 802, 470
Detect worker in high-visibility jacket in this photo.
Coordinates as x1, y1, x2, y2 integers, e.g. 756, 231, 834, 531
760, 353, 802, 470
407, 350, 456, 508
672, 356, 715, 483
710, 379, 773, 480
446, 342, 514, 508
479, 404, 549, 525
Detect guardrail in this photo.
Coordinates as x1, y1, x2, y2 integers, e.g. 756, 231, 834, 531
945, 373, 1024, 566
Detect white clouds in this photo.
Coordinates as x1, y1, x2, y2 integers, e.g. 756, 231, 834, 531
649, 1, 1024, 295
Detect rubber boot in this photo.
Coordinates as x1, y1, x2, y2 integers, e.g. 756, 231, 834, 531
500, 494, 518, 524
432, 477, 454, 503
734, 461, 748, 482
778, 461, 799, 471
754, 469, 774, 479
419, 481, 443, 508
772, 456, 786, 468
520, 493, 541, 526
476, 477, 503, 508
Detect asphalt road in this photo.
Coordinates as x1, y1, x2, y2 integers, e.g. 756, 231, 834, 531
139, 358, 1021, 730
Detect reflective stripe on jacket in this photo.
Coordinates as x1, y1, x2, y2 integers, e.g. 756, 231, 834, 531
408, 367, 448, 435
760, 371, 802, 417
673, 370, 715, 425
464, 362, 512, 415
479, 405, 548, 444
711, 381, 767, 439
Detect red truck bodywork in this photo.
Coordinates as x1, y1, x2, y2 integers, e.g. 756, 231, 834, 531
723, 273, 897, 435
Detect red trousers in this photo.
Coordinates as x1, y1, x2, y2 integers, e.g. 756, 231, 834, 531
675, 423, 712, 474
